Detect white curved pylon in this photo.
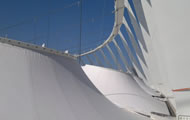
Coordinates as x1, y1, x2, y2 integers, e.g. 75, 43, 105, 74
0, 42, 150, 120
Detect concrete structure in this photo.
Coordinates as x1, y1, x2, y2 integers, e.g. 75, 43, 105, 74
0, 0, 190, 119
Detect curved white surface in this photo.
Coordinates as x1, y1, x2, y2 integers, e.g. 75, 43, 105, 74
82, 65, 169, 116
140, 0, 190, 116
0, 43, 150, 120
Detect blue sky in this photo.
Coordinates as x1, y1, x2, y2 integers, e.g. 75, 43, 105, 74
0, 0, 144, 73
0, 0, 114, 54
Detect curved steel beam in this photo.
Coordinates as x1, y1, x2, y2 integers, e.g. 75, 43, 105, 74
76, 0, 125, 57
